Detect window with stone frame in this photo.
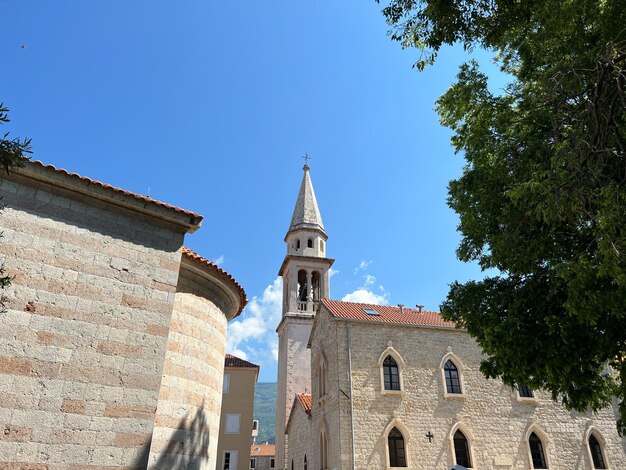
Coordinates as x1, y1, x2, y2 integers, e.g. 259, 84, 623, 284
588, 433, 607, 469
383, 355, 401, 391
318, 357, 327, 399
387, 427, 407, 467
444, 360, 462, 394
529, 432, 548, 468
517, 384, 534, 398
453, 430, 472, 468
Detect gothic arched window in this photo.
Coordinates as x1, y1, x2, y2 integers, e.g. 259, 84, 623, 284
529, 432, 548, 468
387, 427, 407, 467
383, 356, 401, 391
304, 455, 308, 470
444, 360, 462, 394
319, 429, 328, 470
453, 430, 472, 468
589, 434, 607, 469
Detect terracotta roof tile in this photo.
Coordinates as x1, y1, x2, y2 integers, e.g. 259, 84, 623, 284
321, 299, 455, 328
182, 247, 248, 316
29, 159, 203, 219
296, 393, 312, 416
250, 444, 275, 457
225, 354, 259, 369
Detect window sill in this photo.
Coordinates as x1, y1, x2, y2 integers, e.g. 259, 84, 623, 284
515, 395, 538, 404
443, 392, 465, 400
381, 389, 404, 396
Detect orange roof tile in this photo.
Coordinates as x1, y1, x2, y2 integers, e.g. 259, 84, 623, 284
29, 160, 203, 219
182, 247, 247, 316
250, 444, 275, 457
296, 393, 312, 416
321, 299, 455, 328
225, 354, 259, 369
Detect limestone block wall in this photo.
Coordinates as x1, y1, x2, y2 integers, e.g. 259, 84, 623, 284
285, 403, 312, 470
147, 256, 240, 470
0, 172, 186, 469
320, 311, 626, 470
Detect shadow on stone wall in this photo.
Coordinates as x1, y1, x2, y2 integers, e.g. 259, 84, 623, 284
134, 403, 210, 470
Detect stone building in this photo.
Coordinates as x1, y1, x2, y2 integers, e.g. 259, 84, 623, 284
0, 160, 247, 469
250, 443, 276, 470
276, 164, 626, 469
217, 354, 259, 470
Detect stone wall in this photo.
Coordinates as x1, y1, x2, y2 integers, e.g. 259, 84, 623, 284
308, 306, 626, 470
285, 402, 312, 470
0, 171, 185, 469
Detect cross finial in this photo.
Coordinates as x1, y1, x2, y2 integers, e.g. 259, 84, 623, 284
302, 153, 311, 170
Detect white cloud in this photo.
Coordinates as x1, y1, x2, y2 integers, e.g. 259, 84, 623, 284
341, 288, 389, 305
354, 260, 372, 274
226, 277, 283, 364
329, 267, 340, 278
213, 255, 225, 266
364, 274, 376, 287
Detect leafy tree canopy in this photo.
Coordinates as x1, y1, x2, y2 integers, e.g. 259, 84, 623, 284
377, 0, 626, 432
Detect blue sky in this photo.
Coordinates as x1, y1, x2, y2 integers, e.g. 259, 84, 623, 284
2, 1, 501, 383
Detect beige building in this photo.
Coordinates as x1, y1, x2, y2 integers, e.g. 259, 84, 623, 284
217, 354, 260, 470
276, 165, 626, 469
251, 443, 276, 470
0, 160, 247, 469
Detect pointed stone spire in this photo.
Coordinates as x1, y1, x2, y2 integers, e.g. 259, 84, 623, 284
287, 163, 325, 235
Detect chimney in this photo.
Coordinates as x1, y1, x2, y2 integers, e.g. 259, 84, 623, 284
416, 304, 424, 313
398, 304, 404, 314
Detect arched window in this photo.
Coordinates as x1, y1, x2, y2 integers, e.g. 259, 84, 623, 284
383, 356, 400, 391
387, 427, 407, 467
318, 356, 327, 398
453, 430, 472, 468
319, 429, 328, 470
296, 239, 301, 250
304, 455, 308, 470
529, 432, 548, 468
589, 434, 607, 469
444, 360, 462, 394
308, 238, 313, 248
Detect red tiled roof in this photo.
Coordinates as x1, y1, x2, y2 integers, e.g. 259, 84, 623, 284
28, 160, 203, 219
296, 393, 312, 416
225, 354, 259, 369
182, 247, 248, 316
250, 444, 275, 457
321, 299, 455, 328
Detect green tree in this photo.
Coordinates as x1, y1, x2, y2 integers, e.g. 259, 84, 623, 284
378, 0, 626, 432
0, 104, 31, 310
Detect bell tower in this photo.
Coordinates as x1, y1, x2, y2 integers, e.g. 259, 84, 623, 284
275, 163, 333, 470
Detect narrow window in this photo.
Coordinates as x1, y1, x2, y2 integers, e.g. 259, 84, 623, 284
223, 373, 230, 393
308, 238, 313, 248
444, 360, 462, 394
304, 455, 308, 470
318, 359, 327, 398
453, 430, 472, 468
589, 434, 607, 469
387, 427, 407, 467
223, 452, 230, 470
319, 430, 328, 469
296, 239, 301, 250
320, 239, 325, 253
224, 451, 238, 470
270, 458, 275, 469
250, 458, 256, 469
383, 356, 401, 391
518, 384, 534, 398
291, 459, 294, 470
529, 432, 548, 468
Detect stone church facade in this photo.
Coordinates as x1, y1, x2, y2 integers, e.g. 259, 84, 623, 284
0, 160, 247, 469
276, 165, 626, 469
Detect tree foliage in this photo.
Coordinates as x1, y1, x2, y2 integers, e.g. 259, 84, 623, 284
0, 104, 31, 310
378, 0, 626, 432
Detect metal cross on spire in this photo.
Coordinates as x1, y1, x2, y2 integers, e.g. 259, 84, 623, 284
302, 153, 311, 167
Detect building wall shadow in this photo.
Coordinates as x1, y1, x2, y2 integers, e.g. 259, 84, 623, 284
134, 403, 210, 470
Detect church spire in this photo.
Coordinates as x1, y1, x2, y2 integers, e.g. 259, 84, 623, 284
287, 163, 325, 236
